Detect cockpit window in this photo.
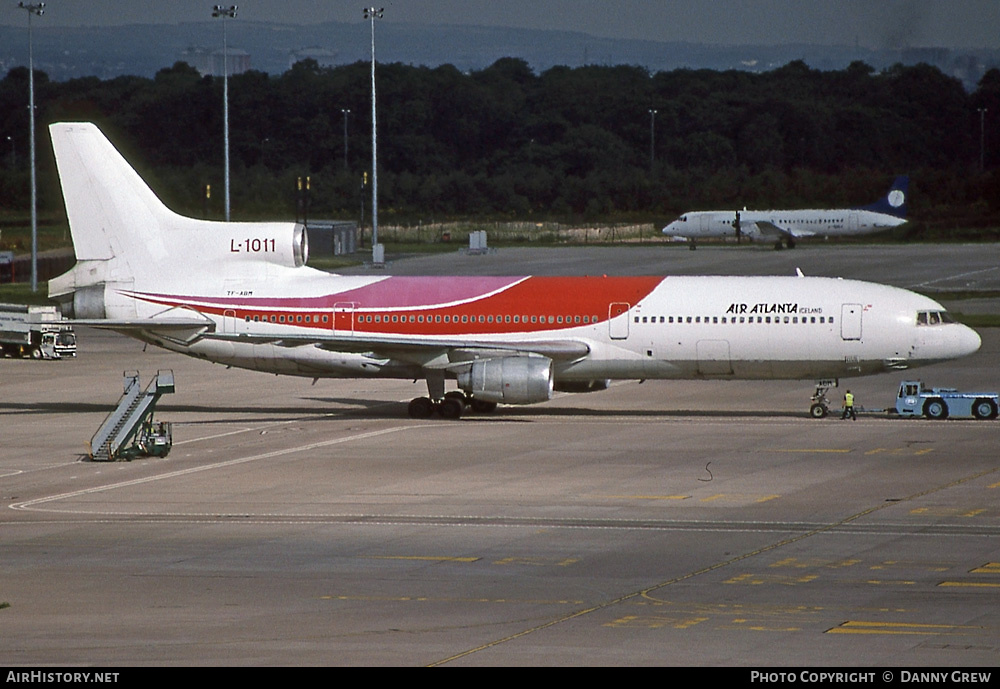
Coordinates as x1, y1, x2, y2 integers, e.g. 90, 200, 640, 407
916, 310, 955, 326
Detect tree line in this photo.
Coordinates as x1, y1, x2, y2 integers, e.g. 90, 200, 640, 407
1, 58, 998, 228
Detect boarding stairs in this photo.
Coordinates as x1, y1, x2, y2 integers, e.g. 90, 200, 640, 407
90, 370, 175, 461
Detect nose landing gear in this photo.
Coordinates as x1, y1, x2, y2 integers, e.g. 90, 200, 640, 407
809, 380, 837, 418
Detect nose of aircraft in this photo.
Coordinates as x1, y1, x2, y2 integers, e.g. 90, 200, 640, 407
956, 324, 982, 358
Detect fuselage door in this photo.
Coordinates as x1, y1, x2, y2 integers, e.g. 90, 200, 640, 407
696, 339, 733, 376
848, 212, 860, 233
609, 302, 630, 340
841, 303, 863, 340
334, 302, 357, 334
223, 309, 237, 334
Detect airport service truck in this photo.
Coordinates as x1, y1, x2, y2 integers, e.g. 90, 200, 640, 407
894, 380, 999, 420
0, 303, 77, 359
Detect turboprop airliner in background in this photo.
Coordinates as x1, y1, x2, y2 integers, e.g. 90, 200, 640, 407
48, 124, 979, 419
662, 176, 908, 249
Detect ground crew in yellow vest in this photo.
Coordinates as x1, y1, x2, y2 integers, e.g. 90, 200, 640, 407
842, 390, 857, 420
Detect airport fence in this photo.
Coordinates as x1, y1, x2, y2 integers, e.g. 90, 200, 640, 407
372, 221, 664, 246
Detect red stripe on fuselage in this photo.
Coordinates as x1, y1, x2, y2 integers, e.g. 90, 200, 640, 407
127, 276, 663, 335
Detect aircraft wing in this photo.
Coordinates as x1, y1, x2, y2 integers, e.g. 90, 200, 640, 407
205, 330, 591, 365
67, 308, 217, 345
751, 220, 817, 239
69, 317, 215, 329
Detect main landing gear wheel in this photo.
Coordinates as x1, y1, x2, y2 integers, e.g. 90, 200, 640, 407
407, 396, 464, 419
408, 397, 435, 418
447, 390, 498, 414
438, 397, 463, 419
408, 389, 499, 419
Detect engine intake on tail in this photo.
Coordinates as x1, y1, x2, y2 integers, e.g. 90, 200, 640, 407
456, 356, 553, 405
222, 222, 309, 268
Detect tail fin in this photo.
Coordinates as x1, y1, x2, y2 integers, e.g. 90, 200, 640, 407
861, 175, 908, 219
48, 122, 307, 319
50, 122, 179, 263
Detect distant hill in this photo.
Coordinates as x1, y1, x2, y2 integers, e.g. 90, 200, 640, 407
0, 20, 996, 88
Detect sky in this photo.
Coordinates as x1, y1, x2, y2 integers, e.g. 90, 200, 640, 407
2, 0, 998, 49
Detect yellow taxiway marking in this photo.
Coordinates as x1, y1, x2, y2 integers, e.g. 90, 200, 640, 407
971, 562, 1000, 574
366, 555, 480, 563
938, 581, 1000, 588
494, 557, 579, 567
828, 620, 982, 635
910, 507, 987, 518
601, 494, 690, 500
767, 449, 852, 454
697, 493, 780, 504
870, 560, 950, 572
770, 558, 861, 569
725, 573, 819, 585
321, 594, 583, 605
604, 614, 708, 630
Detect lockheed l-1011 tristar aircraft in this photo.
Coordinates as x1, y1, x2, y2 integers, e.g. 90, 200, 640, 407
48, 124, 979, 419
662, 176, 909, 249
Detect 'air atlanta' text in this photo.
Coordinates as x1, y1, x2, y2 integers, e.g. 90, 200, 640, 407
726, 303, 823, 315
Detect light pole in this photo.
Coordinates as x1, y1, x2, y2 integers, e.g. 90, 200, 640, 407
648, 108, 657, 172
213, 5, 237, 222
364, 7, 383, 265
18, 2, 44, 293
341, 108, 351, 172
977, 108, 987, 172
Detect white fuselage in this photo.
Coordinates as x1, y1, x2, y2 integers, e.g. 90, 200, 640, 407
111, 267, 980, 384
